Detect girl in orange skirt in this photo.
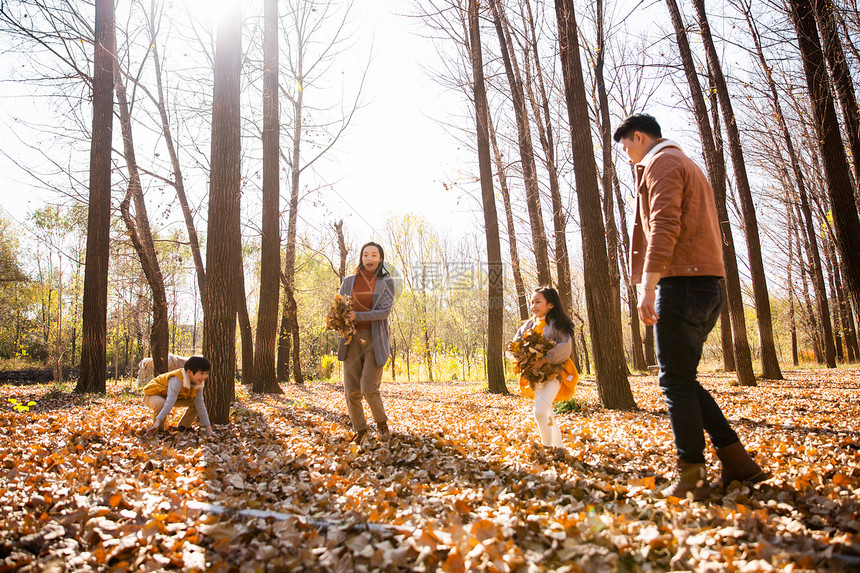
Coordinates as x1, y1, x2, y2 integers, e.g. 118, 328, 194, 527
511, 287, 578, 449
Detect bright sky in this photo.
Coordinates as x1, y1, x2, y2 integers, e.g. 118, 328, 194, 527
0, 0, 739, 253
0, 0, 480, 246
319, 0, 480, 242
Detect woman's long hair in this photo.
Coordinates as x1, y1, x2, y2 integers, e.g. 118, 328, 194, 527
535, 286, 574, 336
354, 241, 390, 277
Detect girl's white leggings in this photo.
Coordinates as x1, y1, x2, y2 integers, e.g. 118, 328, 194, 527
533, 378, 563, 447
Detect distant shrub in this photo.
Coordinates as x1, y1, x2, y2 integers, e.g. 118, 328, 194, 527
554, 398, 583, 414
319, 354, 338, 380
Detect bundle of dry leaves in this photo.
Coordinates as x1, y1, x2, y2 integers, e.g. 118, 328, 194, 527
325, 294, 357, 344
506, 328, 563, 388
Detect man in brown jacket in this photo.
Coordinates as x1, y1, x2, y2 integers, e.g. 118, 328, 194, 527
614, 114, 765, 499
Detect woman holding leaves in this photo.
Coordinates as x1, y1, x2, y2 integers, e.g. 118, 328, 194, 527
509, 287, 578, 451
336, 241, 396, 444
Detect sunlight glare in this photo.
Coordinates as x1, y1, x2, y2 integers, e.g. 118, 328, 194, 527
173, 0, 236, 26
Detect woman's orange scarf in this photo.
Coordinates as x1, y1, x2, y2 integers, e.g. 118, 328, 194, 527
519, 317, 578, 402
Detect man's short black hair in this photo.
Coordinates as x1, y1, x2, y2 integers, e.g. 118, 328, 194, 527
184, 355, 211, 373
613, 113, 662, 142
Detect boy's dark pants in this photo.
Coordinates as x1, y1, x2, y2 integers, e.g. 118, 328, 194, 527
654, 276, 739, 464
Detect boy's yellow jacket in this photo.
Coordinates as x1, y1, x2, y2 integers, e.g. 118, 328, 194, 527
143, 368, 201, 400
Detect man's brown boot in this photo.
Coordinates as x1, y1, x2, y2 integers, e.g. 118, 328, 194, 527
714, 441, 766, 489
661, 460, 712, 500
377, 422, 391, 442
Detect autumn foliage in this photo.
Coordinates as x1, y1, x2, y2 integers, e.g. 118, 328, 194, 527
506, 328, 563, 388
2, 369, 860, 571
325, 294, 357, 345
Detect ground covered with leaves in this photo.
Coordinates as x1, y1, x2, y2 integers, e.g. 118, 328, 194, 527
1, 368, 860, 572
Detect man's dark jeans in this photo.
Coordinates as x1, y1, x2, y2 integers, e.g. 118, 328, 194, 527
654, 276, 739, 464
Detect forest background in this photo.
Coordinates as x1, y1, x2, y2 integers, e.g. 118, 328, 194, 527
1, 0, 859, 407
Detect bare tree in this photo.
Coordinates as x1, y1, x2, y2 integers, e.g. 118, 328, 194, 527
691, 0, 783, 380
813, 0, 860, 193
76, 0, 115, 394
703, 65, 735, 372
789, 0, 860, 322
487, 110, 529, 321
468, 0, 506, 394
113, 39, 171, 378
144, 0, 206, 309
664, 0, 756, 386
588, 0, 639, 371
733, 0, 836, 367
518, 0, 573, 312
786, 204, 799, 365
236, 241, 253, 385
277, 0, 366, 384
554, 0, 634, 409
487, 0, 550, 286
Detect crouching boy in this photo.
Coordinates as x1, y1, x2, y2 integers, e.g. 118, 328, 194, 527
142, 355, 215, 436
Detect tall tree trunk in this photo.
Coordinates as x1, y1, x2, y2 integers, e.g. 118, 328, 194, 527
740, 0, 836, 367
520, 0, 573, 311
578, 324, 591, 376
824, 232, 858, 361
789, 0, 860, 324
487, 111, 528, 321
810, 164, 860, 361
77, 0, 115, 394
644, 323, 656, 366
793, 199, 824, 363
488, 0, 550, 286
555, 0, 634, 409
71, 262, 81, 366
236, 259, 253, 384
787, 207, 799, 366
593, 0, 624, 348
831, 240, 860, 361
284, 292, 302, 383
794, 214, 822, 363
611, 162, 646, 371
705, 63, 735, 372
203, 5, 242, 424
692, 0, 783, 380
468, 0, 506, 394
664, 0, 756, 386
814, 0, 860, 192
822, 238, 845, 361
718, 281, 735, 371
253, 0, 282, 393
114, 62, 170, 377
283, 24, 305, 385
277, 308, 291, 381
421, 286, 433, 382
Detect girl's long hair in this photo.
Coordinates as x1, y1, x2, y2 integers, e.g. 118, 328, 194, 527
354, 241, 390, 277
535, 286, 574, 336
